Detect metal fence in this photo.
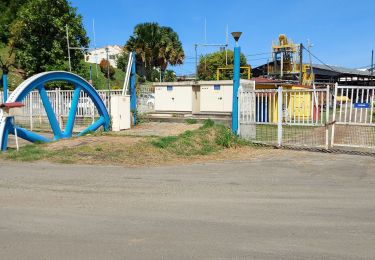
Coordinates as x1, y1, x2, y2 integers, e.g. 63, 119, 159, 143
137, 84, 155, 113
332, 84, 375, 148
239, 86, 331, 148
1, 87, 157, 133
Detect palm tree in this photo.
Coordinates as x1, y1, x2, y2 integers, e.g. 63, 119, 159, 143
125, 22, 184, 80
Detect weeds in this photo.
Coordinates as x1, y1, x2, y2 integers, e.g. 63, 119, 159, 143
202, 119, 215, 128
4, 144, 50, 161
185, 118, 197, 124
150, 120, 245, 156
151, 136, 179, 148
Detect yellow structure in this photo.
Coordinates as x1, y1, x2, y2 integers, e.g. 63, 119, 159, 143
267, 34, 313, 85
216, 66, 251, 80
254, 83, 316, 123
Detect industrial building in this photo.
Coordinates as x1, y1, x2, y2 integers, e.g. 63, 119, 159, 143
251, 34, 375, 87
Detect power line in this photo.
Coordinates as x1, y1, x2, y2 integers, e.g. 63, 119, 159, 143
246, 52, 272, 57
302, 46, 342, 74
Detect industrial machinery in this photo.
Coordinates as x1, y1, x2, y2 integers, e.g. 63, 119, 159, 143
0, 71, 110, 151
267, 34, 313, 85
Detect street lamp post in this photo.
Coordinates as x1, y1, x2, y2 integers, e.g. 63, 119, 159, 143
231, 31, 242, 134
105, 47, 111, 113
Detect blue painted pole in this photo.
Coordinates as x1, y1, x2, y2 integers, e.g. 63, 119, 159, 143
77, 116, 105, 136
130, 53, 137, 125
1, 118, 11, 151
232, 45, 241, 134
64, 86, 81, 137
2, 69, 8, 103
10, 126, 51, 143
38, 86, 63, 139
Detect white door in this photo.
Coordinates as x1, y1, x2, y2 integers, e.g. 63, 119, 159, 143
174, 86, 192, 111
155, 86, 175, 111
200, 85, 224, 112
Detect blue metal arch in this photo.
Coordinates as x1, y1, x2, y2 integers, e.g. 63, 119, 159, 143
1, 71, 110, 151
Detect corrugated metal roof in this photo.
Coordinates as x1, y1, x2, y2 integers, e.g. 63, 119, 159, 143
311, 64, 372, 76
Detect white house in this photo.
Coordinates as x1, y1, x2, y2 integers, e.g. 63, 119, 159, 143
85, 45, 123, 68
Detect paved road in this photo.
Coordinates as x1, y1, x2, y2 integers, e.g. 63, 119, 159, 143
0, 151, 374, 259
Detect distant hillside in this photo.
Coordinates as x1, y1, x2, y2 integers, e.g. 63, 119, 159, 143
83, 62, 126, 90
1, 45, 126, 91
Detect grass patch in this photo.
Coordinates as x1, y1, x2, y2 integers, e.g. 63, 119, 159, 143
0, 120, 257, 164
4, 144, 50, 161
151, 136, 179, 148
185, 118, 198, 124
150, 120, 245, 156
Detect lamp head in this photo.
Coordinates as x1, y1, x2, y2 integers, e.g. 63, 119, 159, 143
231, 32, 242, 42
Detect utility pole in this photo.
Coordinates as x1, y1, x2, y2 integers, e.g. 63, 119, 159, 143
92, 19, 99, 78
66, 24, 72, 72
106, 47, 110, 91
105, 47, 110, 113
299, 43, 303, 85
194, 23, 229, 80
371, 49, 374, 86
307, 39, 315, 85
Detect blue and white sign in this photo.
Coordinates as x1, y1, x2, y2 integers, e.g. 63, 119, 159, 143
167, 86, 173, 91
353, 103, 370, 109
214, 85, 221, 90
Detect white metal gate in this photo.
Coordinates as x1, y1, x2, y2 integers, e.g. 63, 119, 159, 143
239, 86, 330, 148
331, 84, 375, 149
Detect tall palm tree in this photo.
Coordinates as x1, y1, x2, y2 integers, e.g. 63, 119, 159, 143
125, 22, 184, 80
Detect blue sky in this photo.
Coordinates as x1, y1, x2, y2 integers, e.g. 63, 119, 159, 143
71, 0, 374, 75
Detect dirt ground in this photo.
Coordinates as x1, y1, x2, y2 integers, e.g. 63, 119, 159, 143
4, 122, 275, 167
112, 122, 202, 137
6, 122, 202, 148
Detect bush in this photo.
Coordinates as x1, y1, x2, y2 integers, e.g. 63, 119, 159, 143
99, 59, 116, 79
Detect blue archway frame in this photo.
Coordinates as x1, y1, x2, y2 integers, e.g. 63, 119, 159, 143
1, 71, 110, 151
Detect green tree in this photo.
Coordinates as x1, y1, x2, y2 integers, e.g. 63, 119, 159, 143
9, 0, 89, 77
0, 0, 26, 44
125, 22, 184, 81
116, 52, 129, 72
164, 70, 176, 82
198, 50, 248, 80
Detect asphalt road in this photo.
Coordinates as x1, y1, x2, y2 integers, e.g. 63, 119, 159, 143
0, 151, 374, 259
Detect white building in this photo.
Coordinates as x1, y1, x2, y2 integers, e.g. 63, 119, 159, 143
85, 45, 123, 68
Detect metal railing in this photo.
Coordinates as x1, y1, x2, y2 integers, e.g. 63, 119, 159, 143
331, 84, 375, 148
239, 86, 331, 148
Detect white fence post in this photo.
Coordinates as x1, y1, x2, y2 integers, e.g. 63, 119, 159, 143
30, 92, 33, 131
331, 83, 338, 148
277, 87, 283, 147
325, 85, 330, 149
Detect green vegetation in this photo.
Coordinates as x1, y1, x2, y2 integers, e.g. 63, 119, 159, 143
1, 120, 253, 163
5, 144, 49, 161
8, 0, 89, 77
0, 45, 23, 90
0, 0, 26, 44
82, 62, 125, 90
198, 50, 248, 80
185, 118, 197, 124
150, 119, 246, 156
163, 70, 177, 82
125, 22, 184, 81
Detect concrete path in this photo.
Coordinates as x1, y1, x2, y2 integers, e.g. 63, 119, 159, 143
0, 151, 374, 259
